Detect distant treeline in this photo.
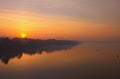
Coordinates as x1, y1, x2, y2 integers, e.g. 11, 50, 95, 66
0, 37, 79, 49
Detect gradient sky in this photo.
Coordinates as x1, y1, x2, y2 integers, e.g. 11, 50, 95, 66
0, 0, 120, 41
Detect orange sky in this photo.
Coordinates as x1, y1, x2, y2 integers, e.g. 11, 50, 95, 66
0, 10, 120, 41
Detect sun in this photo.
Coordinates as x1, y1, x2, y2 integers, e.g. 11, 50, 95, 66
20, 33, 27, 38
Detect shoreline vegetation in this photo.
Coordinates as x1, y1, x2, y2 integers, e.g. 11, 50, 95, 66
0, 37, 79, 64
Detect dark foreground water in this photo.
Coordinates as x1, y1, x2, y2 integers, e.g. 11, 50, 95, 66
0, 42, 120, 79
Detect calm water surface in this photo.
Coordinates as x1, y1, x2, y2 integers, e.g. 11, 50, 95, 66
0, 42, 120, 79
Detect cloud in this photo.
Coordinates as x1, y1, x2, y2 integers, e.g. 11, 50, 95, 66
0, 0, 120, 25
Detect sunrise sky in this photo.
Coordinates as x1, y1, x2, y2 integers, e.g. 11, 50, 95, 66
0, 0, 120, 41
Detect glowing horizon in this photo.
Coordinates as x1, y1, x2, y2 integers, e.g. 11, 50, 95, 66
0, 0, 120, 41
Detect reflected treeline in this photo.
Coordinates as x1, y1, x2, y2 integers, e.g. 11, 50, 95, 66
0, 37, 79, 64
